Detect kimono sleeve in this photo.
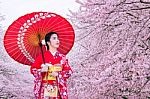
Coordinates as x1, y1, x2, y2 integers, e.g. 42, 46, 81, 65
30, 54, 43, 97
59, 56, 73, 80
30, 54, 43, 75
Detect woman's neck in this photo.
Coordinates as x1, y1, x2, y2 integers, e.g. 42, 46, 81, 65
49, 47, 57, 53
49, 49, 57, 56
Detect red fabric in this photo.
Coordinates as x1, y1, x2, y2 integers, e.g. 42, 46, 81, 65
31, 51, 72, 99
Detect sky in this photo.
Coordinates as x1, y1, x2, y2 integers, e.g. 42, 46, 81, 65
0, 0, 80, 30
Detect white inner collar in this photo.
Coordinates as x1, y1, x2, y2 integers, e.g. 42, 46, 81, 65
50, 51, 57, 56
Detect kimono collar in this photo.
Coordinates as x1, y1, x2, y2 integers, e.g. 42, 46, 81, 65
49, 50, 59, 56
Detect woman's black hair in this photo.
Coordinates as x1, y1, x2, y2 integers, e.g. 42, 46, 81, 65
45, 32, 58, 50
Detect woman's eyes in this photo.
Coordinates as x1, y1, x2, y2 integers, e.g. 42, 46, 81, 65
53, 37, 58, 40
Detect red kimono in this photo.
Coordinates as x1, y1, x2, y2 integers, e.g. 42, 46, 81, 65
30, 51, 73, 99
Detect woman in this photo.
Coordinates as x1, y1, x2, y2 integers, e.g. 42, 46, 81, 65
30, 32, 73, 99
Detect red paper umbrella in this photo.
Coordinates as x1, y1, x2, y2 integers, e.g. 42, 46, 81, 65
4, 12, 75, 65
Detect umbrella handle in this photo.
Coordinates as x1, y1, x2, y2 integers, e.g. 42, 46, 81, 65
39, 42, 45, 64
38, 34, 45, 64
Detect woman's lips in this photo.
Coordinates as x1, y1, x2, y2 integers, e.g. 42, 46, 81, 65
56, 43, 59, 45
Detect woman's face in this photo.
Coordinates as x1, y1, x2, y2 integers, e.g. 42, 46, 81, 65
49, 34, 60, 48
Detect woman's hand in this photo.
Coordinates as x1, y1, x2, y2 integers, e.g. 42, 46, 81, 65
41, 64, 48, 72
41, 63, 53, 72
50, 72, 58, 77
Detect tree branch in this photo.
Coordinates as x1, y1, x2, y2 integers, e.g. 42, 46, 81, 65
131, 6, 150, 10
140, 0, 150, 4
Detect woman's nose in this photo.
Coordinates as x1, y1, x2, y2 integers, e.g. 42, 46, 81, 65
57, 39, 59, 43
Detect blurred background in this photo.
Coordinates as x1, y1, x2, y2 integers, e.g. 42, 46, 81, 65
0, 0, 150, 99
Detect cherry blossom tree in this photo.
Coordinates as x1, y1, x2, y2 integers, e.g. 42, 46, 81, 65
0, 61, 34, 98
68, 0, 150, 98
0, 12, 34, 99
